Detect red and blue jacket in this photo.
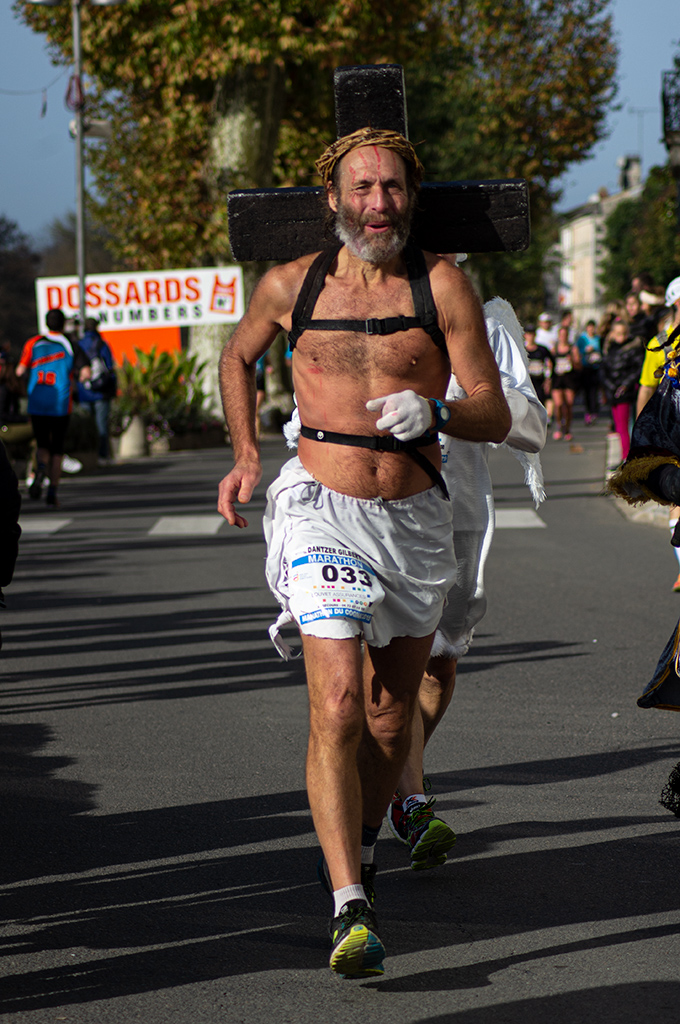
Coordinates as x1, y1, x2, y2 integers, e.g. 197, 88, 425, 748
19, 333, 80, 417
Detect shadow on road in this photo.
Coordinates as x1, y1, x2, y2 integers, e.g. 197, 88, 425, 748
376, 983, 680, 1019
2, 724, 680, 1013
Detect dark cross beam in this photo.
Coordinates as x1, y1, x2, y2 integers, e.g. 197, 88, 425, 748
227, 64, 530, 261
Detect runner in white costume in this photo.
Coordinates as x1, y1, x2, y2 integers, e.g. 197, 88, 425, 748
434, 293, 547, 659
387, 269, 547, 868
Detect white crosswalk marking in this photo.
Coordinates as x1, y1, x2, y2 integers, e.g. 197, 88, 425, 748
19, 518, 72, 535
495, 509, 546, 529
148, 515, 225, 536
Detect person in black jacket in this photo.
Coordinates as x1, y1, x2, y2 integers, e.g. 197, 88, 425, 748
625, 292, 656, 345
0, 439, 21, 650
601, 318, 645, 461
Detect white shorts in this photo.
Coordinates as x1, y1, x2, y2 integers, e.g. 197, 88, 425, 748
263, 458, 456, 658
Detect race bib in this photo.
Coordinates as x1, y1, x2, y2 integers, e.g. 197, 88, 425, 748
555, 356, 572, 375
289, 545, 377, 624
528, 358, 546, 376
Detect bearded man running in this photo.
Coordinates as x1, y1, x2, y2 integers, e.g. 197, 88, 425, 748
217, 127, 510, 979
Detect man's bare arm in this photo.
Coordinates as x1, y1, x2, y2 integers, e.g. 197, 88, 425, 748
217, 266, 296, 527
432, 260, 511, 443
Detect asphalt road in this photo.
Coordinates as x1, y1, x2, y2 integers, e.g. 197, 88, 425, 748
2, 418, 680, 1023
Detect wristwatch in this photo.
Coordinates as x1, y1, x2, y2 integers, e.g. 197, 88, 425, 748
429, 398, 451, 432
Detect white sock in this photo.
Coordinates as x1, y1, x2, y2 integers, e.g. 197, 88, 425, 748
333, 884, 368, 916
403, 793, 427, 814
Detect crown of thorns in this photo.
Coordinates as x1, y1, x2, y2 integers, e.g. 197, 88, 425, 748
315, 127, 424, 187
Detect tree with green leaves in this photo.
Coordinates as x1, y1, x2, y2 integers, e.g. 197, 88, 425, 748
17, 0, 431, 270
0, 216, 40, 354
17, 0, 617, 283
406, 0, 618, 311
600, 164, 680, 302
16, 0, 618, 401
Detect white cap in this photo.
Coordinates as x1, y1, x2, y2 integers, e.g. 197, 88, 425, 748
538, 311, 551, 322
639, 289, 664, 306
666, 277, 680, 308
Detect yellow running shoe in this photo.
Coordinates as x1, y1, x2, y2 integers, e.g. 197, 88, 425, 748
329, 900, 385, 979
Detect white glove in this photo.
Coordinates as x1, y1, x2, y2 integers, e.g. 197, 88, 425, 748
366, 390, 433, 441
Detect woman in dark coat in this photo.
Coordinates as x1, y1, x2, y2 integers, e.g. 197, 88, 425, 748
600, 318, 645, 461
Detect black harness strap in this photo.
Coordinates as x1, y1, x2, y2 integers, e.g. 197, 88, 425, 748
288, 245, 341, 349
296, 313, 427, 336
288, 241, 448, 354
300, 424, 436, 452
299, 424, 450, 500
289, 241, 451, 499
403, 245, 447, 353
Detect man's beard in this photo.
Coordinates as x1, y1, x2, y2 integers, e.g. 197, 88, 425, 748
333, 197, 414, 264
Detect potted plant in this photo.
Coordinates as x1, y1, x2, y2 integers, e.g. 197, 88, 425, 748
111, 347, 224, 457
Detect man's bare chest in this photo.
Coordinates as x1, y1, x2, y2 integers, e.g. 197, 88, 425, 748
294, 275, 442, 379
296, 328, 439, 379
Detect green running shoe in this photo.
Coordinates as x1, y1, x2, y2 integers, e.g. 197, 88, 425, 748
329, 900, 385, 979
387, 776, 432, 845
406, 798, 456, 871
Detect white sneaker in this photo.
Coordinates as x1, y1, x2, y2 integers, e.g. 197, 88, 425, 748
62, 455, 83, 474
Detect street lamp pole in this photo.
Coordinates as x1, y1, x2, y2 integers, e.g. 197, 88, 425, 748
28, 0, 123, 335
71, 0, 86, 335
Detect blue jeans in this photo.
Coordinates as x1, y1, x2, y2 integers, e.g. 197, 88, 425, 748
89, 399, 111, 459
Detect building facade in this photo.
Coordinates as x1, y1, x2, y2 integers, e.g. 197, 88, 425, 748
557, 156, 643, 330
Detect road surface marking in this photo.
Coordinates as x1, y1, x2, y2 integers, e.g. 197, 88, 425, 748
495, 509, 546, 529
149, 515, 225, 536
19, 518, 72, 534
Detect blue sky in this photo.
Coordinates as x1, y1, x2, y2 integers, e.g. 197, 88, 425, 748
1, 0, 678, 243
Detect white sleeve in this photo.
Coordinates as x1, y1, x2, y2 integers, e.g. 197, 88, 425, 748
484, 303, 547, 454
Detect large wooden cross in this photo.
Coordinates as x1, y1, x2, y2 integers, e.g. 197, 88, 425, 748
227, 64, 530, 261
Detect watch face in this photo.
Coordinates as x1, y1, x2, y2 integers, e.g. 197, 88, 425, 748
439, 403, 451, 422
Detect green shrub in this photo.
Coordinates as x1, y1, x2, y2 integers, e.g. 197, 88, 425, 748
110, 347, 215, 440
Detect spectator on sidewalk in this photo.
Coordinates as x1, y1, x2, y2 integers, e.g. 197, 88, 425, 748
600, 318, 645, 462
77, 317, 117, 466
625, 292, 656, 345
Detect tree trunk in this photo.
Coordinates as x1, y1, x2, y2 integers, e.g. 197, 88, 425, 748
190, 60, 287, 415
